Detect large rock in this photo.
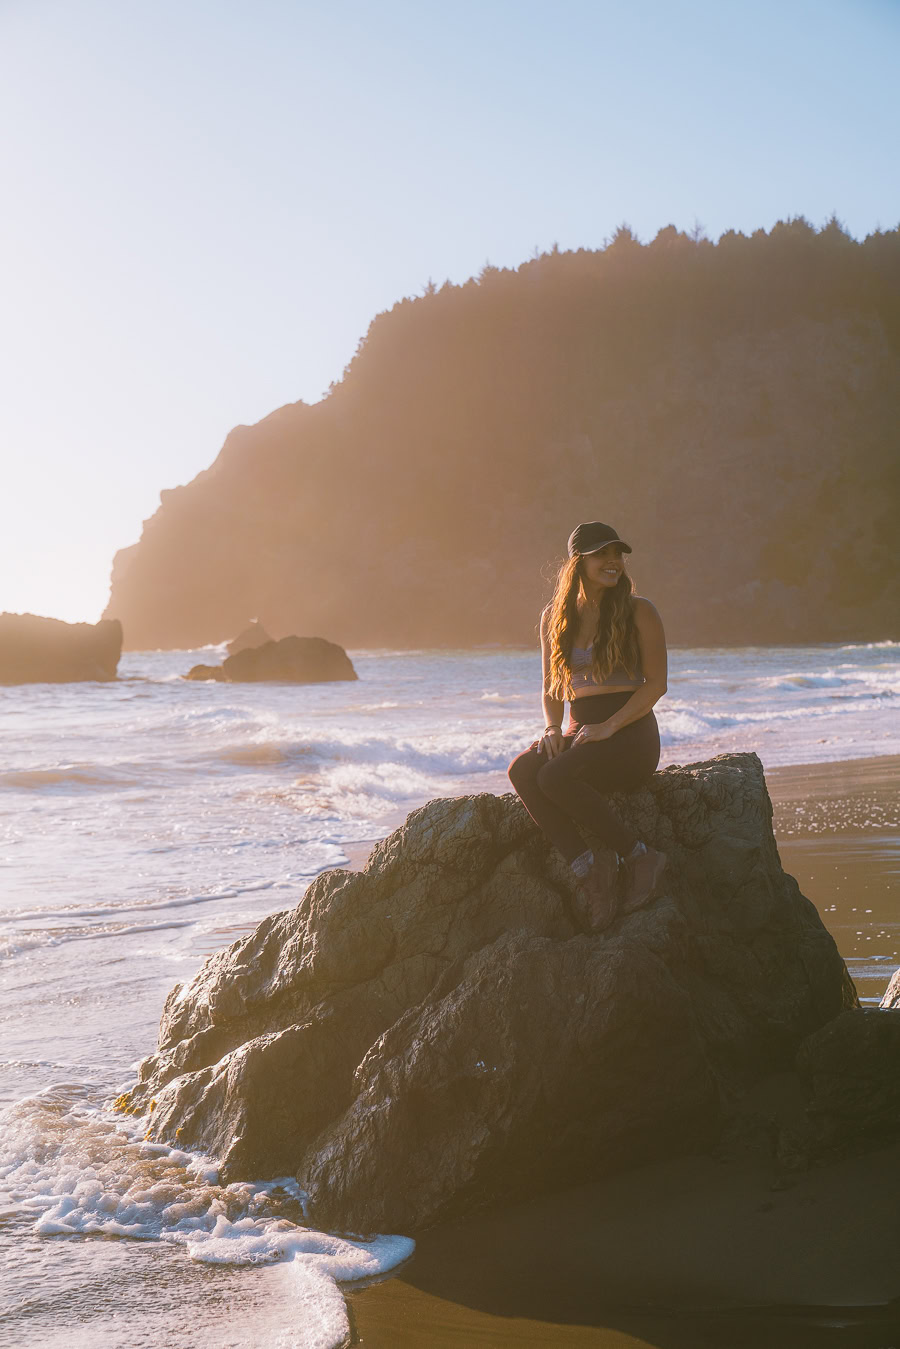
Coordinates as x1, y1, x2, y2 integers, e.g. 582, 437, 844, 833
185, 635, 356, 683
0, 612, 122, 684
793, 1007, 900, 1160
117, 753, 855, 1234
881, 967, 900, 1009
226, 620, 273, 656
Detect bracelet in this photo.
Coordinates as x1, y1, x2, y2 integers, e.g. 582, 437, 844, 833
543, 724, 562, 733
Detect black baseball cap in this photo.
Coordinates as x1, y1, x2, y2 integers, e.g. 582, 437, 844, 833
567, 521, 632, 558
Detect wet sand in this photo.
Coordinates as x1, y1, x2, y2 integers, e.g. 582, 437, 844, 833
347, 756, 900, 1347
350, 1140, 900, 1347
769, 756, 899, 1006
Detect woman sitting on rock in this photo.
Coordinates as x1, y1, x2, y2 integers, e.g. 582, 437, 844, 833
508, 521, 668, 931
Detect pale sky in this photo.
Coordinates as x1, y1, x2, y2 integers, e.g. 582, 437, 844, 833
1, 0, 897, 625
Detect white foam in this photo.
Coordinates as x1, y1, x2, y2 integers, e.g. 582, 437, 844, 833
5, 878, 277, 925
0, 1088, 413, 1349
0, 918, 197, 961
0, 929, 59, 959
839, 640, 900, 650
759, 667, 900, 694
297, 726, 531, 776
763, 671, 849, 690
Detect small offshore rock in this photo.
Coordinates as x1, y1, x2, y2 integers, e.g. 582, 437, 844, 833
226, 620, 273, 656
185, 663, 227, 682
184, 635, 357, 683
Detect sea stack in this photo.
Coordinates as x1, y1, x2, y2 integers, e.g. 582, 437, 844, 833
0, 612, 123, 684
226, 620, 274, 656
185, 635, 357, 683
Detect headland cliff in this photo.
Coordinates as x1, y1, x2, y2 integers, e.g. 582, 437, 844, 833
104, 220, 900, 650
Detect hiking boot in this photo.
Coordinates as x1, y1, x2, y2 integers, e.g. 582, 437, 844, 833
576, 848, 620, 932
620, 844, 667, 915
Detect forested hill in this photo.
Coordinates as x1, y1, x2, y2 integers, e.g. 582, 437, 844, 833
104, 219, 900, 650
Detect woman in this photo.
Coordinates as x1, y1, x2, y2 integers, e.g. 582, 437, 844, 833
508, 520, 668, 931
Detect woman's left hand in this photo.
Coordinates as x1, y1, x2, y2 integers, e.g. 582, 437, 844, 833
572, 721, 617, 746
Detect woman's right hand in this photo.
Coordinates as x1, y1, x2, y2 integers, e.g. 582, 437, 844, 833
540, 727, 565, 759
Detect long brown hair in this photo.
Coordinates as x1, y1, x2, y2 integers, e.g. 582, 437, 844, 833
546, 555, 640, 701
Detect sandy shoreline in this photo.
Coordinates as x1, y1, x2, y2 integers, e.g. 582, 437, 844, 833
769, 755, 899, 1008
346, 754, 900, 1347
351, 1141, 900, 1346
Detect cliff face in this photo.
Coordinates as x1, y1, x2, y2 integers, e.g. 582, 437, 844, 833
104, 221, 900, 650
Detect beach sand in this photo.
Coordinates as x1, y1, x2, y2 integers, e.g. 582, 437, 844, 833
345, 756, 900, 1347
349, 1141, 900, 1347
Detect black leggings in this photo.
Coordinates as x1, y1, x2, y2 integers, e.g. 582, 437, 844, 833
507, 692, 660, 862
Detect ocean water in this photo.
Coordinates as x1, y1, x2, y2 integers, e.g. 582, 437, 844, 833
1, 641, 898, 1347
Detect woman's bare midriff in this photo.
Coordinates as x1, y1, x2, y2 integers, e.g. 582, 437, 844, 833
570, 685, 643, 699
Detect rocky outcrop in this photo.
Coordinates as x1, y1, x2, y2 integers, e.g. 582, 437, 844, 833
0, 612, 122, 684
881, 967, 900, 1009
794, 1008, 900, 1160
226, 620, 273, 656
117, 753, 855, 1234
184, 663, 228, 682
185, 635, 356, 683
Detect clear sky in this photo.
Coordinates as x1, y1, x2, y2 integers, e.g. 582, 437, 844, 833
1, 0, 897, 624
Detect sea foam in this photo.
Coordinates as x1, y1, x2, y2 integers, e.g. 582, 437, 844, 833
0, 1087, 413, 1349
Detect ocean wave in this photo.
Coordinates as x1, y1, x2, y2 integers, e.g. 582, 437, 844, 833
762, 672, 850, 690
758, 666, 899, 693
127, 642, 230, 656
277, 764, 454, 820
0, 764, 141, 791
236, 696, 894, 786
216, 743, 292, 766
271, 726, 532, 780
155, 704, 274, 734
0, 929, 61, 959
0, 1056, 111, 1078
839, 640, 900, 651
657, 685, 900, 739
0, 1089, 413, 1349
0, 918, 197, 960
657, 708, 732, 742
2, 879, 280, 926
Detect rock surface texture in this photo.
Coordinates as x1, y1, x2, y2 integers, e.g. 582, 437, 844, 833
226, 620, 274, 656
795, 1007, 900, 1160
880, 967, 900, 1010
119, 753, 856, 1234
185, 635, 357, 683
0, 612, 123, 684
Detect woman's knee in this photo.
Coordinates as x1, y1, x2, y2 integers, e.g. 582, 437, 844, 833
508, 744, 542, 792
535, 753, 573, 801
